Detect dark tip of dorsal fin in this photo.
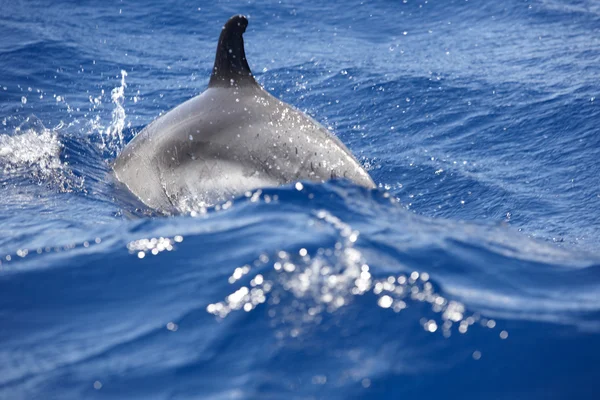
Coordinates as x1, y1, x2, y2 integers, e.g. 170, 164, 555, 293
208, 15, 257, 88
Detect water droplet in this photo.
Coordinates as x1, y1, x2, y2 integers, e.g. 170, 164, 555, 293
166, 322, 178, 331
378, 295, 393, 308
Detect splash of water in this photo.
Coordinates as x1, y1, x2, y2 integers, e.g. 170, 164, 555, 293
0, 119, 62, 174
0, 117, 83, 191
95, 70, 129, 155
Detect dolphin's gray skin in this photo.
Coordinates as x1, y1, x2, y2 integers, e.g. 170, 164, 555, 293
113, 15, 375, 212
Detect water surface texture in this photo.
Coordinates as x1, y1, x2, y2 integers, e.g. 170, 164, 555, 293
1, 0, 599, 399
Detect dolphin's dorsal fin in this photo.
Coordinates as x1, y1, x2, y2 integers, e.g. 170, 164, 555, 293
208, 15, 257, 88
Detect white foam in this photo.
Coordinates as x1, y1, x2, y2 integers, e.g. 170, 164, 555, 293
0, 117, 81, 191
0, 120, 63, 179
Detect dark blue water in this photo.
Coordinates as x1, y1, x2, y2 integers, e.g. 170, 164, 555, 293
1, 0, 599, 398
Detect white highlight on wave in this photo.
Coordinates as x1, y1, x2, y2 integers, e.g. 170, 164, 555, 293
207, 209, 504, 339
127, 235, 184, 258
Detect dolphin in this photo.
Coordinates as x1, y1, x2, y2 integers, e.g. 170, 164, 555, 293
113, 14, 375, 212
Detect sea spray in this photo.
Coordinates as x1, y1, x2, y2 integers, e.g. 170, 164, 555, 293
95, 70, 129, 155
0, 117, 82, 191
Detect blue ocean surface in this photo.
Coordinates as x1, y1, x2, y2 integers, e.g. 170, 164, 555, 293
1, 0, 600, 398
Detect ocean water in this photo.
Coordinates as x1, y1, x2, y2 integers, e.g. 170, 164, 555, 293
1, 0, 599, 398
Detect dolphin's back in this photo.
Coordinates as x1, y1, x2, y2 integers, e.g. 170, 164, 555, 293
113, 85, 374, 210
113, 15, 374, 212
